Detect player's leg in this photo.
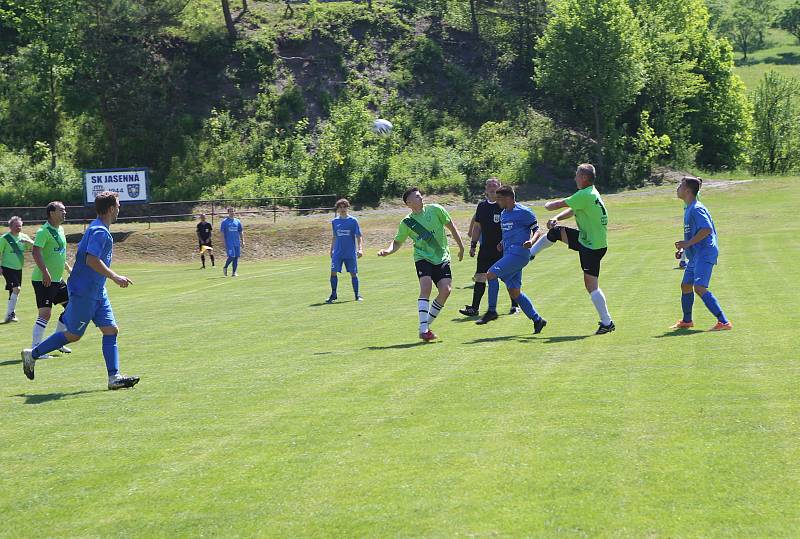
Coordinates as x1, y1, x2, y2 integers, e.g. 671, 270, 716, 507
52, 284, 72, 352
95, 297, 139, 389
693, 261, 730, 330
199, 242, 206, 268
671, 265, 696, 328
529, 225, 569, 257
417, 272, 433, 337
23, 295, 84, 380
345, 258, 361, 300
460, 271, 485, 317
579, 247, 614, 334
232, 256, 239, 276
4, 269, 22, 322
426, 276, 451, 332
328, 257, 342, 302
31, 282, 53, 351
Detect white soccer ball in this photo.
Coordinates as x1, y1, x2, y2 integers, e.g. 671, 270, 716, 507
372, 118, 393, 135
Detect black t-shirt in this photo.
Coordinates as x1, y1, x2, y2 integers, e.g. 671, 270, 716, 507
196, 221, 212, 241
474, 200, 503, 249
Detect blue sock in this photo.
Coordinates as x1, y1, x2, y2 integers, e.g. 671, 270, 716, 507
232, 257, 238, 273
487, 279, 499, 312
32, 332, 69, 359
224, 257, 233, 269
351, 275, 359, 297
330, 275, 338, 296
701, 291, 728, 324
102, 334, 120, 376
681, 292, 694, 323
516, 292, 541, 322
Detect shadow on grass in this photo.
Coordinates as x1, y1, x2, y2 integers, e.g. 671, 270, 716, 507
761, 52, 800, 65
12, 389, 105, 405
653, 329, 705, 338
449, 316, 479, 323
465, 335, 524, 344
0, 358, 21, 366
364, 341, 435, 350
537, 335, 591, 343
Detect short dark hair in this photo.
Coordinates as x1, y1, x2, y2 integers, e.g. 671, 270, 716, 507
402, 186, 420, 203
577, 163, 596, 182
495, 186, 515, 199
335, 198, 350, 209
95, 191, 119, 215
46, 201, 64, 218
683, 176, 701, 195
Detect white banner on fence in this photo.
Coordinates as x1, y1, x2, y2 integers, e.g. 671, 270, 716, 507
82, 168, 150, 206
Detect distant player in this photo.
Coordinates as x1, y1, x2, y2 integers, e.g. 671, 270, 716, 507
378, 187, 465, 341
30, 201, 73, 356
527, 163, 615, 334
671, 176, 732, 331
480, 186, 547, 332
459, 177, 520, 317
327, 198, 363, 303
196, 213, 215, 269
1, 216, 34, 323
22, 192, 140, 390
220, 208, 244, 277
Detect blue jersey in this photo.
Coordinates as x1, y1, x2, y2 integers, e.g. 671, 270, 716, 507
684, 200, 718, 263
221, 217, 242, 248
68, 218, 113, 299
501, 203, 538, 257
332, 216, 361, 259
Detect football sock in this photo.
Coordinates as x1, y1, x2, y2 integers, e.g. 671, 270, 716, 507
224, 257, 233, 269
201, 254, 206, 268
701, 291, 728, 324
232, 257, 239, 274
418, 298, 430, 333
511, 298, 519, 308
681, 292, 694, 322
427, 299, 444, 327
32, 332, 68, 359
471, 281, 486, 309
7, 291, 19, 317
55, 313, 67, 334
590, 288, 612, 325
210, 254, 215, 266
330, 275, 338, 295
351, 275, 359, 297
516, 292, 541, 322
487, 279, 499, 312
529, 236, 555, 256
102, 334, 120, 376
32, 317, 48, 348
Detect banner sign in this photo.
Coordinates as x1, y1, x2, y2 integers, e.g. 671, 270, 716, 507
82, 168, 150, 206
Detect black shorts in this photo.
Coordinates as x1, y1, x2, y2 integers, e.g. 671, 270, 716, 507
562, 227, 607, 278
2, 267, 22, 291
476, 246, 502, 274
415, 259, 452, 284
199, 238, 213, 248
32, 280, 69, 309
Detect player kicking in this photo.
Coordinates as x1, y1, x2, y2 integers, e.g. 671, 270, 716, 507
527, 163, 615, 334
22, 192, 139, 390
1, 216, 34, 323
480, 186, 547, 332
196, 213, 215, 269
220, 208, 244, 276
671, 176, 732, 331
30, 201, 73, 357
378, 187, 464, 341
327, 198, 363, 303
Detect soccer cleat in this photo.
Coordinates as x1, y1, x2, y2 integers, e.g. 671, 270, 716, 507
509, 305, 521, 315
22, 349, 35, 380
596, 321, 616, 335
223, 267, 228, 277
419, 330, 438, 341
709, 321, 733, 331
475, 310, 498, 325
325, 295, 337, 304
679, 260, 687, 269
108, 374, 140, 390
232, 272, 239, 277
670, 320, 694, 329
5, 312, 18, 323
533, 317, 547, 334
58, 346, 72, 354
356, 296, 364, 301
459, 305, 479, 317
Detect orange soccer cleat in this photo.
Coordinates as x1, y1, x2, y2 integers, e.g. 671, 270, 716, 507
709, 321, 733, 331
670, 320, 694, 329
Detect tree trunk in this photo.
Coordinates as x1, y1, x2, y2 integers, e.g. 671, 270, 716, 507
47, 56, 58, 170
242, 0, 248, 11
221, 0, 236, 40
469, 0, 479, 39
592, 97, 605, 178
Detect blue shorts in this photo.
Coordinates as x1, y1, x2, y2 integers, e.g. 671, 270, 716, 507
682, 258, 715, 288
331, 255, 357, 273
226, 246, 241, 258
62, 293, 117, 336
490, 252, 529, 290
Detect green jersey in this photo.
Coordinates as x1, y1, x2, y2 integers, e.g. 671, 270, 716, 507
395, 204, 452, 264
565, 185, 608, 249
0, 232, 31, 270
31, 222, 67, 282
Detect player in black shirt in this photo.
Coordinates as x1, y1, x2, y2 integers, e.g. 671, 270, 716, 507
459, 178, 520, 319
196, 213, 215, 269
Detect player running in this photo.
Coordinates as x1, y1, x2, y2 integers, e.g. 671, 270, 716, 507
30, 201, 73, 356
527, 163, 615, 334
378, 187, 465, 341
196, 213, 215, 269
1, 216, 34, 323
326, 198, 363, 303
671, 176, 732, 331
220, 208, 244, 277
22, 191, 140, 390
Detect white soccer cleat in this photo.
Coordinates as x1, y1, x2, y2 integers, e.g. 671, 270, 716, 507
223, 267, 228, 277
232, 272, 239, 277
22, 349, 36, 380
58, 346, 72, 354
108, 374, 140, 390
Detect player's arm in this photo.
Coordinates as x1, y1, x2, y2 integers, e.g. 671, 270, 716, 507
544, 199, 569, 211
444, 220, 465, 262
547, 208, 574, 229
356, 234, 363, 258
469, 222, 481, 257
330, 232, 336, 257
467, 215, 477, 240
239, 229, 245, 248
32, 246, 52, 286
86, 255, 132, 288
676, 228, 711, 250
378, 239, 403, 257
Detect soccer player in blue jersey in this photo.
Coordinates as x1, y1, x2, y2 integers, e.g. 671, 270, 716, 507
220, 207, 245, 277
480, 186, 547, 333
327, 198, 363, 303
671, 176, 732, 331
22, 191, 140, 390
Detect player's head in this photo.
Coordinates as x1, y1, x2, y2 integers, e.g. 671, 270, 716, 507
402, 187, 423, 211
95, 191, 120, 223
575, 163, 596, 188
227, 207, 235, 218
677, 176, 702, 200
495, 186, 516, 209
335, 198, 350, 216
46, 201, 66, 226
199, 213, 206, 222
8, 216, 22, 233
485, 177, 501, 202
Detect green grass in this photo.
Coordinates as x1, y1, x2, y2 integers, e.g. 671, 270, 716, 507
733, 26, 800, 90
2, 178, 800, 536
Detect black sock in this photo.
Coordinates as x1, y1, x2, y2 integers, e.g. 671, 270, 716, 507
472, 281, 486, 309
201, 254, 205, 267
210, 255, 215, 266
511, 298, 519, 308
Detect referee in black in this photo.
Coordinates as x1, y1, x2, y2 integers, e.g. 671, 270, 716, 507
196, 213, 215, 269
459, 177, 519, 319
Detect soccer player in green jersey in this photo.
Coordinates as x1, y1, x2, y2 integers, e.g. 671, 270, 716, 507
527, 163, 615, 334
0, 216, 34, 323
30, 201, 73, 354
378, 187, 465, 341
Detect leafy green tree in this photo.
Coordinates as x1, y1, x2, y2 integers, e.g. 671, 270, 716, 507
720, 0, 773, 61
776, 2, 800, 43
750, 71, 800, 173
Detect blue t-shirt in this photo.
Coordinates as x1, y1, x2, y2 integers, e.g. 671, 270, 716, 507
332, 216, 361, 259
684, 200, 718, 263
501, 203, 539, 257
221, 218, 242, 249
68, 218, 113, 299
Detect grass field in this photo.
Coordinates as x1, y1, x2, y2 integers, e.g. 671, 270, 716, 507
2, 178, 799, 536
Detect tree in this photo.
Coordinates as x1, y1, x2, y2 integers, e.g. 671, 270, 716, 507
750, 71, 800, 173
720, 0, 773, 61
221, 0, 236, 40
776, 3, 800, 43
535, 0, 645, 176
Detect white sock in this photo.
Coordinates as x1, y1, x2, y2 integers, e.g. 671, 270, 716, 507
7, 291, 19, 317
427, 299, 444, 328
590, 288, 612, 325
529, 236, 555, 256
681, 251, 687, 262
56, 318, 67, 333
32, 317, 48, 347
418, 298, 430, 333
